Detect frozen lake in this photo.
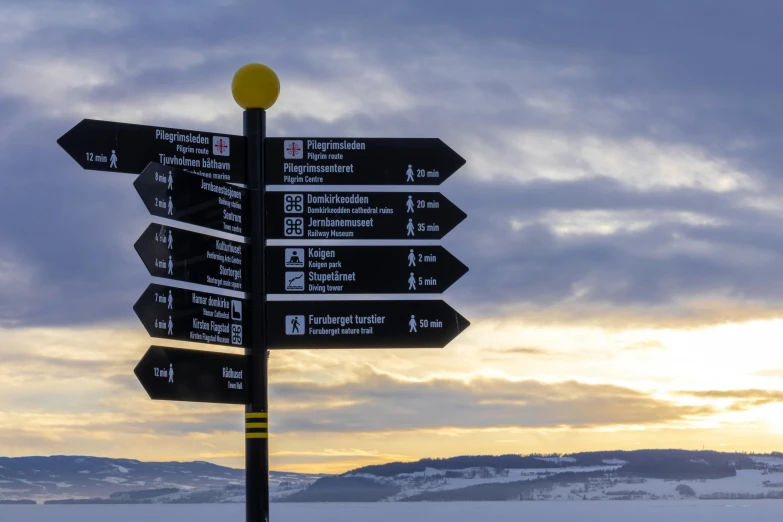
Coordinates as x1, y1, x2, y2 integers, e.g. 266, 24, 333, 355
1, 501, 782, 522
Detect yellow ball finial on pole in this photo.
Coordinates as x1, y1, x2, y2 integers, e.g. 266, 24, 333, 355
232, 64, 280, 110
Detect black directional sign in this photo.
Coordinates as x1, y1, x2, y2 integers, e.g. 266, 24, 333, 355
265, 138, 465, 186
265, 192, 466, 240
134, 283, 248, 348
266, 246, 468, 294
134, 163, 247, 236
266, 300, 469, 349
134, 346, 246, 404
134, 223, 247, 292
57, 119, 246, 183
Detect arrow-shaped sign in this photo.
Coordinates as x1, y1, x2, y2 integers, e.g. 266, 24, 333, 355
266, 300, 469, 349
264, 138, 465, 186
134, 346, 246, 404
134, 163, 247, 236
266, 246, 468, 294
57, 119, 246, 183
134, 223, 247, 292
265, 192, 466, 240
133, 283, 249, 348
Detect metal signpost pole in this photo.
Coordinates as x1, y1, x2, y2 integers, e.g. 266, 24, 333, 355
232, 63, 279, 522
244, 107, 269, 522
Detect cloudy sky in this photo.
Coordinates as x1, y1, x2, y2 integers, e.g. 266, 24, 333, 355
1, 0, 783, 474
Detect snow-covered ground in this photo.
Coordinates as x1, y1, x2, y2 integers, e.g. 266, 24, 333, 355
1, 502, 782, 522
751, 456, 783, 469
354, 465, 625, 500
540, 469, 783, 501
599, 470, 783, 499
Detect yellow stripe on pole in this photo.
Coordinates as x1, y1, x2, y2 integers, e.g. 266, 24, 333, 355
246, 433, 269, 439
246, 423, 268, 429
246, 412, 268, 419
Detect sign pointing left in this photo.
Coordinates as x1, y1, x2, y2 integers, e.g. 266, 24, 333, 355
134, 223, 247, 292
134, 346, 246, 404
133, 283, 248, 348
57, 119, 246, 183
134, 163, 247, 236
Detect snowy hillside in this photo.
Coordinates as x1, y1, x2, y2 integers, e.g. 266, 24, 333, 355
0, 456, 323, 503
3, 452, 781, 504
278, 451, 783, 502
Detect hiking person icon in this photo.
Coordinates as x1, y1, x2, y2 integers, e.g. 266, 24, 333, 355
167, 172, 173, 190
409, 273, 417, 290
406, 165, 414, 182
109, 150, 118, 169
167, 256, 173, 275
168, 363, 174, 383
167, 230, 173, 250
167, 290, 173, 310
167, 316, 173, 335
406, 219, 415, 236
408, 249, 416, 267
167, 196, 174, 216
409, 314, 417, 333
406, 195, 415, 213
291, 316, 301, 334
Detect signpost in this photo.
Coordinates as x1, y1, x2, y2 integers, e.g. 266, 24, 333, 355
58, 63, 471, 522
134, 223, 247, 292
133, 283, 248, 348
265, 191, 466, 240
134, 346, 247, 404
266, 300, 469, 349
266, 245, 468, 294
265, 137, 465, 185
134, 163, 247, 236
57, 119, 246, 183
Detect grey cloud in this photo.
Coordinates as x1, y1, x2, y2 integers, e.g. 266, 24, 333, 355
442, 176, 783, 323
1, 0, 782, 329
754, 367, 783, 378
490, 347, 549, 356
0, 352, 135, 374
677, 388, 783, 411
108, 410, 245, 437
0, 114, 146, 326
679, 388, 783, 402
268, 371, 713, 433
623, 341, 666, 351
12, 407, 248, 438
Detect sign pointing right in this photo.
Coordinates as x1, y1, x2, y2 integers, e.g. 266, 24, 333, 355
266, 246, 468, 294
265, 138, 465, 186
265, 191, 466, 240
266, 300, 469, 349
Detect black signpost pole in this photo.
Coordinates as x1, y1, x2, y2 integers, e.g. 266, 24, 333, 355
245, 108, 268, 521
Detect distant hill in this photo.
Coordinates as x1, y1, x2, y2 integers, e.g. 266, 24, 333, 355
277, 449, 783, 503
0, 455, 324, 503
348, 454, 558, 477
345, 450, 758, 478
3, 451, 781, 503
